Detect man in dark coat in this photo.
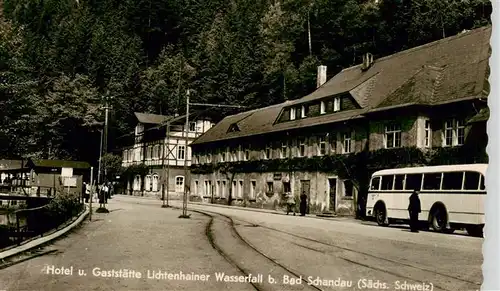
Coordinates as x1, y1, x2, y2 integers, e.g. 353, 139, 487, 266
299, 193, 307, 216
408, 189, 421, 232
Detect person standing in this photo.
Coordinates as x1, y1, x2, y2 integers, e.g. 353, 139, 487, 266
299, 193, 307, 216
408, 189, 421, 232
285, 192, 296, 216
84, 182, 90, 203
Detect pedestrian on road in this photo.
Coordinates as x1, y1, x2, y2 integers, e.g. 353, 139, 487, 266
285, 192, 296, 216
84, 182, 90, 203
300, 193, 307, 216
408, 189, 421, 232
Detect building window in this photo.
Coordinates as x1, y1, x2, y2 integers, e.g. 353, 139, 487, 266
301, 105, 307, 118
342, 132, 353, 154
344, 180, 355, 197
318, 136, 327, 156
320, 101, 326, 114
193, 155, 199, 164
457, 119, 465, 145
189, 122, 196, 132
232, 181, 237, 198
264, 145, 272, 160
238, 180, 243, 198
145, 175, 152, 191
222, 181, 227, 198
334, 97, 341, 112
328, 132, 337, 154
216, 181, 221, 197
237, 146, 242, 161
424, 120, 431, 148
194, 180, 199, 196
385, 123, 402, 148
177, 145, 185, 160
207, 153, 212, 163
280, 142, 288, 159
266, 182, 273, 193
290, 108, 296, 120
244, 148, 250, 161
443, 118, 466, 147
299, 138, 306, 157
133, 175, 141, 191
152, 175, 159, 192
174, 176, 184, 192
250, 181, 256, 199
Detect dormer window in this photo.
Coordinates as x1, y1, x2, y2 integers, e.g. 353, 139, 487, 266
334, 97, 341, 112
290, 108, 296, 120
320, 101, 326, 114
228, 123, 240, 133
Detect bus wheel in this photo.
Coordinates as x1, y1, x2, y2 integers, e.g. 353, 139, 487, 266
375, 205, 388, 226
466, 225, 484, 237
431, 207, 447, 232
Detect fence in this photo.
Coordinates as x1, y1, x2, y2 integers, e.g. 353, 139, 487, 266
0, 196, 84, 249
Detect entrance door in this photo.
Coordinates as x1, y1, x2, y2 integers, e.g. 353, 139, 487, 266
300, 180, 311, 214
328, 178, 337, 212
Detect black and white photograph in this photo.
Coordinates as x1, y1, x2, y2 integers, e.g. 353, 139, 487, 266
0, 0, 494, 290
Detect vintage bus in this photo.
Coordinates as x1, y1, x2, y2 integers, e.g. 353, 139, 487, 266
365, 164, 487, 237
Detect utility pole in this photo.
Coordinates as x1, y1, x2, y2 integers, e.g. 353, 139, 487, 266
181, 90, 190, 218
97, 95, 113, 214
161, 121, 171, 208
97, 129, 103, 185
179, 93, 247, 219
89, 166, 93, 221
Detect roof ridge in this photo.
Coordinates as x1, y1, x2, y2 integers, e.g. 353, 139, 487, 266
222, 101, 290, 119
340, 26, 491, 74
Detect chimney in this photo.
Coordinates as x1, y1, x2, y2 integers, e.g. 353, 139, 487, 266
361, 53, 374, 71
317, 65, 327, 88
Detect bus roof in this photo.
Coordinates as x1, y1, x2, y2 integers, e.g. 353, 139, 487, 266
373, 164, 488, 176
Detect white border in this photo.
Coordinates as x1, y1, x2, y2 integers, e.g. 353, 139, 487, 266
484, 1, 498, 290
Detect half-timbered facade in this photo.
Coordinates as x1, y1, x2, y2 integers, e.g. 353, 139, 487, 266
120, 112, 214, 198
189, 26, 490, 216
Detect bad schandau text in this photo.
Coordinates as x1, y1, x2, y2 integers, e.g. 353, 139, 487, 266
42, 265, 434, 289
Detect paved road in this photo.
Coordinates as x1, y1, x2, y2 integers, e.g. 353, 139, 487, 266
0, 195, 482, 291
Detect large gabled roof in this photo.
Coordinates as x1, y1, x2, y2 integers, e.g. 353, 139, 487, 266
192, 26, 491, 146
134, 112, 171, 125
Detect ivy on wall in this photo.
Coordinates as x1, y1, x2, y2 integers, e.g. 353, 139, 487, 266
191, 147, 428, 176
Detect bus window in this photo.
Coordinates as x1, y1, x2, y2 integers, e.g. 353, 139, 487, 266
442, 172, 464, 190
370, 177, 381, 190
381, 175, 394, 190
464, 172, 480, 190
394, 175, 405, 190
423, 173, 442, 190
405, 174, 422, 191
480, 174, 486, 190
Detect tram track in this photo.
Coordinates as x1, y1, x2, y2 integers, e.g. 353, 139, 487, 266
193, 209, 324, 291
230, 216, 481, 291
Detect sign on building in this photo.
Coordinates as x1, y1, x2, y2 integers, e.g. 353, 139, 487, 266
63, 177, 77, 187
61, 167, 73, 177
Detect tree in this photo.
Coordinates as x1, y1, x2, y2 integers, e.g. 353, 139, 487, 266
101, 153, 123, 182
